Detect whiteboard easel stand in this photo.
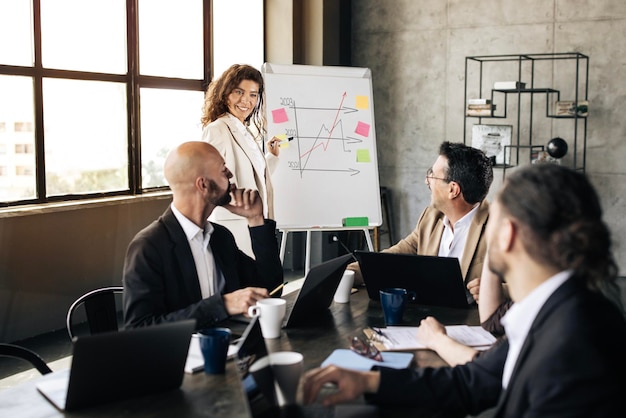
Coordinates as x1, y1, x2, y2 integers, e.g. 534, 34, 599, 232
279, 227, 375, 274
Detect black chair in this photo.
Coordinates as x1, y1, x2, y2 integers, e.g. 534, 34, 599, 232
0, 343, 52, 375
66, 286, 124, 340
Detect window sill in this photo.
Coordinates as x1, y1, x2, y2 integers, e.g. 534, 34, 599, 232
0, 192, 172, 219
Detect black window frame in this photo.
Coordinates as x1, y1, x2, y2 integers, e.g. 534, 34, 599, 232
0, 0, 213, 208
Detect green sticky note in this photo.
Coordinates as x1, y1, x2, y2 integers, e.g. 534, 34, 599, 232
342, 217, 369, 227
356, 149, 371, 163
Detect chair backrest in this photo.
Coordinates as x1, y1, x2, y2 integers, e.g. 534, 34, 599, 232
0, 343, 52, 375
66, 286, 124, 341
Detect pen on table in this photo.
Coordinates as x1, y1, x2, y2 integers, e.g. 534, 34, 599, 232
269, 281, 288, 296
369, 327, 390, 341
371, 327, 386, 337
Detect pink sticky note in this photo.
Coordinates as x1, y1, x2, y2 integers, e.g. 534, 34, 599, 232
272, 108, 289, 124
355, 121, 370, 137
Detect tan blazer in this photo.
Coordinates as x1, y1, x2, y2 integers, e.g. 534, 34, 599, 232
201, 114, 275, 219
350, 200, 489, 287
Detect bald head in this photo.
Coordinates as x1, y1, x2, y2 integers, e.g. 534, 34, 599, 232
164, 141, 222, 192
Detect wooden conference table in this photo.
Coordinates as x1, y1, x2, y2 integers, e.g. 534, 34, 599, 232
0, 287, 479, 417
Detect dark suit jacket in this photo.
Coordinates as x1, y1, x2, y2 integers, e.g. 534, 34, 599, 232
371, 278, 626, 416
123, 206, 284, 330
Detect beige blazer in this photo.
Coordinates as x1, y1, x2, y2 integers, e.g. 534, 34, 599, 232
349, 200, 489, 287
385, 200, 489, 285
201, 114, 275, 219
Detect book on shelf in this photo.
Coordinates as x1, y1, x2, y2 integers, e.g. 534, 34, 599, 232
467, 98, 491, 105
466, 103, 496, 116
467, 104, 496, 110
466, 108, 494, 116
493, 81, 526, 90
555, 100, 589, 117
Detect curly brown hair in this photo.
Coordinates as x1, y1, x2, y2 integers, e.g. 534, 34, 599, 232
200, 64, 266, 136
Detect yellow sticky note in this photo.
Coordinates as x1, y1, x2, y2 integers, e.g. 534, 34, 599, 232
356, 96, 369, 110
275, 133, 287, 140
356, 149, 371, 163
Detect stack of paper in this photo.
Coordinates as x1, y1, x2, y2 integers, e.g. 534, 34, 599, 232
364, 325, 497, 351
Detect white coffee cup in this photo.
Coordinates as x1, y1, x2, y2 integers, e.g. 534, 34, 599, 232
248, 298, 287, 339
333, 270, 355, 303
249, 351, 303, 406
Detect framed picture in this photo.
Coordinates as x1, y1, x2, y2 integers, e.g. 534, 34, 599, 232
471, 124, 512, 165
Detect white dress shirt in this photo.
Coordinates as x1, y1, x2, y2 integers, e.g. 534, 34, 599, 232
438, 204, 480, 263
500, 270, 572, 389
171, 204, 225, 298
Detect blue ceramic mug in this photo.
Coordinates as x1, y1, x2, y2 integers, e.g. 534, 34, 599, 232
379, 288, 417, 325
198, 327, 231, 374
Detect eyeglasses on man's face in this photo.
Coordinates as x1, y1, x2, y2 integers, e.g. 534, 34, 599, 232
425, 167, 449, 184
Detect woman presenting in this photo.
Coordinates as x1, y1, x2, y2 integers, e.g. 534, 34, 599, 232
201, 64, 280, 256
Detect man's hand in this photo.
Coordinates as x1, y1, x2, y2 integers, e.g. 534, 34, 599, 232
303, 366, 380, 406
416, 316, 447, 350
467, 277, 481, 303
222, 287, 269, 316
223, 188, 264, 226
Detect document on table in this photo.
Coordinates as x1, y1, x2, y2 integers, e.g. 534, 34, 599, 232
364, 325, 496, 351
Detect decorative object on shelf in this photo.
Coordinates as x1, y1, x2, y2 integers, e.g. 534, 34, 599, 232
471, 124, 512, 165
555, 100, 589, 117
546, 137, 568, 159
532, 151, 561, 165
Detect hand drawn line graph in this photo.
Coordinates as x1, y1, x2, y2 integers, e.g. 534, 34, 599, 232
285, 92, 366, 178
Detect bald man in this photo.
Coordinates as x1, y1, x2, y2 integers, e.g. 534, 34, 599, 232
123, 141, 284, 330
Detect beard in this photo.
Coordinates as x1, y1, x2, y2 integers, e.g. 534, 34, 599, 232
209, 179, 232, 206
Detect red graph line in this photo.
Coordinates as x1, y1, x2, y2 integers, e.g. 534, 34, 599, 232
299, 92, 347, 159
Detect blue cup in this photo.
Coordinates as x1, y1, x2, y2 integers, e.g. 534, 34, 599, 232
379, 288, 416, 325
198, 327, 231, 374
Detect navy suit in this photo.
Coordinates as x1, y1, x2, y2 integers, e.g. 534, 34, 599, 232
123, 206, 284, 330
371, 278, 626, 416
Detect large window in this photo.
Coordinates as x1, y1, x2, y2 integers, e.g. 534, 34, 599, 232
0, 0, 263, 207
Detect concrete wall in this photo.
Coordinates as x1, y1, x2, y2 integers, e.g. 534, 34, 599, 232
0, 196, 171, 342
351, 0, 626, 273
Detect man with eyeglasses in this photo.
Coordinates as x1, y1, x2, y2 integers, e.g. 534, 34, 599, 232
348, 141, 493, 305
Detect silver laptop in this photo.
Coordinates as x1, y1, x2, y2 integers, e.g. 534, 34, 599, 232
36, 319, 195, 411
235, 316, 379, 418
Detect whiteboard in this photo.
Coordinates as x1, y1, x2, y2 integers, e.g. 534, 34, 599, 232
262, 63, 382, 230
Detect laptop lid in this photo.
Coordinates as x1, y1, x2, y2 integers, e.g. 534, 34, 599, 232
283, 253, 354, 328
36, 319, 195, 411
354, 251, 472, 309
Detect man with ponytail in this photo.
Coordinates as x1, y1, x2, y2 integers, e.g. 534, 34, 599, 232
303, 164, 625, 416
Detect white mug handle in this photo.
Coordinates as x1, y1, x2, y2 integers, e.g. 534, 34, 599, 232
248, 305, 260, 317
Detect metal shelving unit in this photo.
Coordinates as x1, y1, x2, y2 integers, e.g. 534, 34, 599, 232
463, 53, 589, 177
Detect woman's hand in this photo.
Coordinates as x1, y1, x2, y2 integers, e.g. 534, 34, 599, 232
266, 136, 281, 157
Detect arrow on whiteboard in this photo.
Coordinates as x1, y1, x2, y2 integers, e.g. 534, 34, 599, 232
290, 167, 361, 176
289, 105, 358, 114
